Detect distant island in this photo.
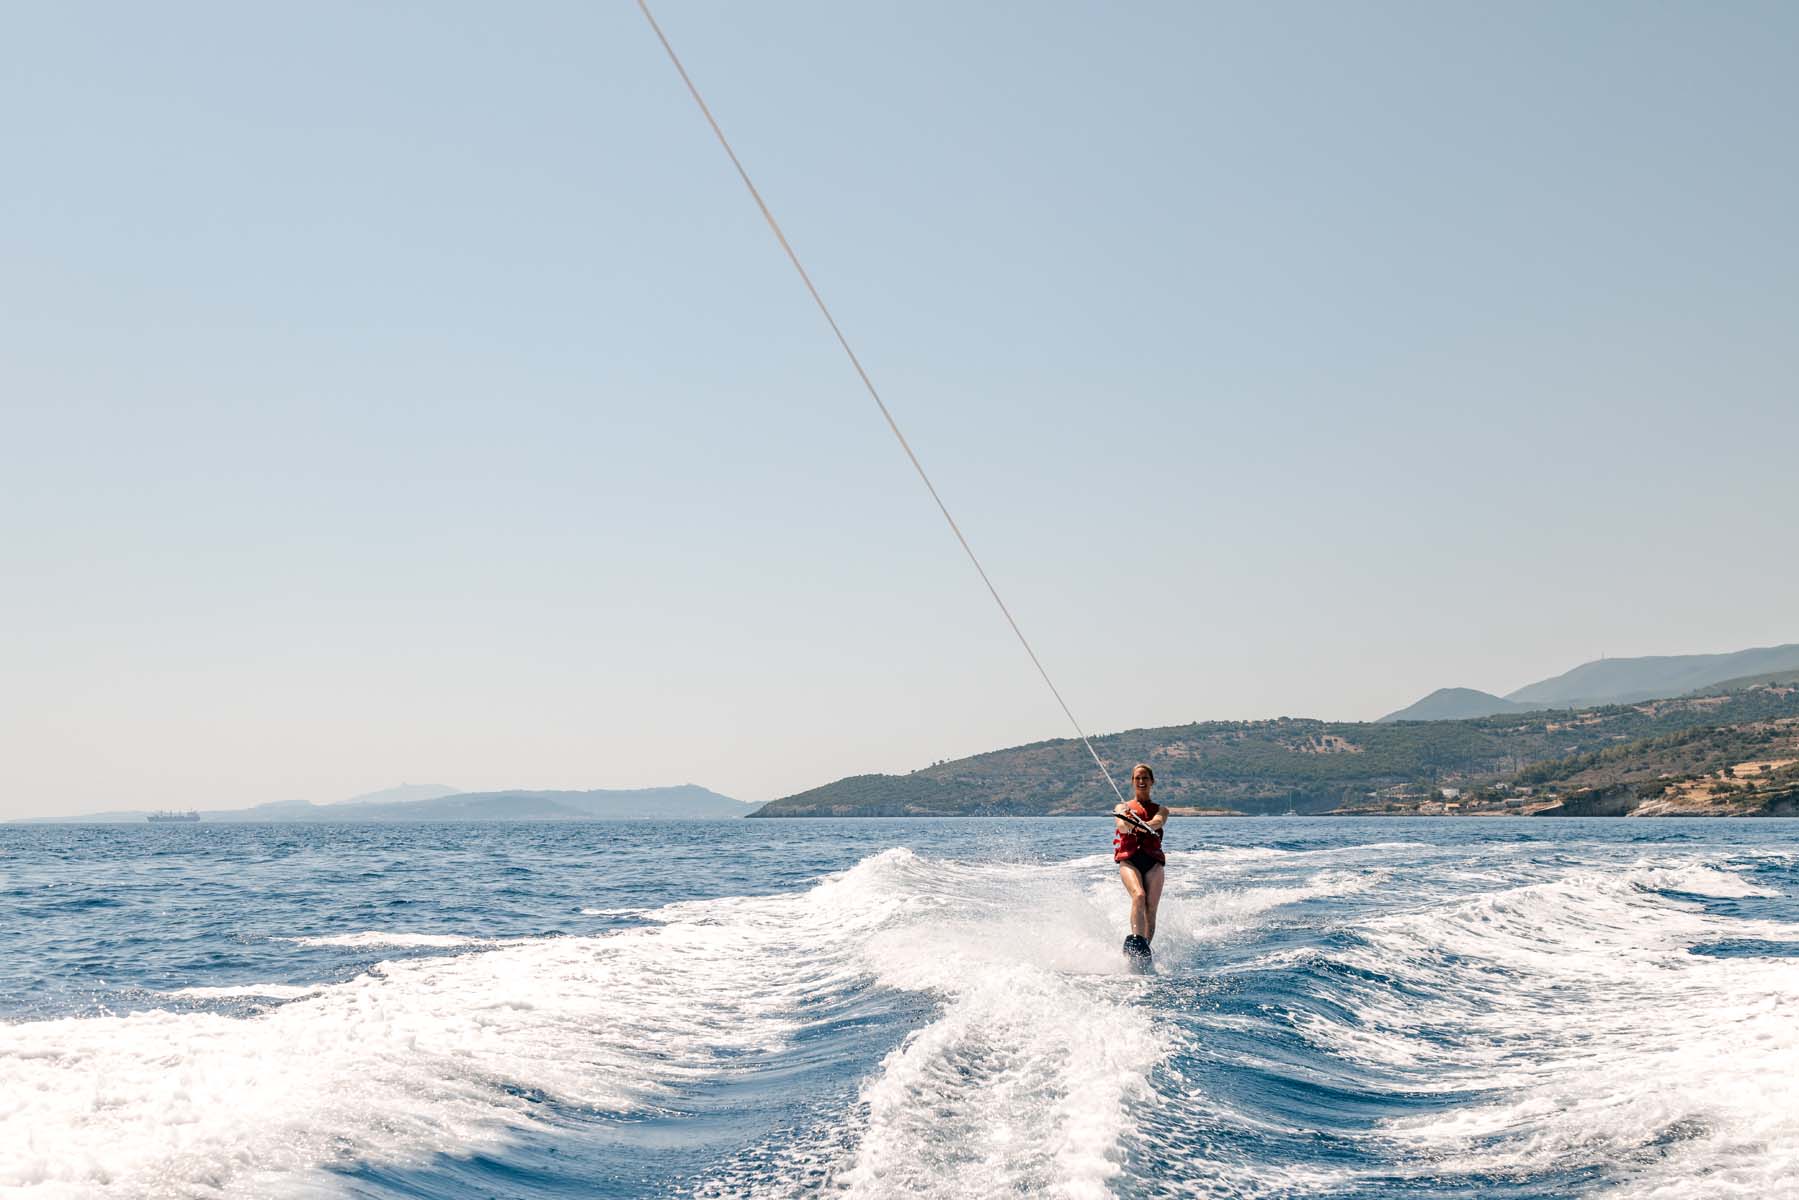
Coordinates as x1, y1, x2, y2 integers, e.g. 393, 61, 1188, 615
752, 651, 1799, 818
18, 785, 757, 824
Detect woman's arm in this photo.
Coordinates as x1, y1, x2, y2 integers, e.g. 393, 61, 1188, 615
1147, 808, 1169, 833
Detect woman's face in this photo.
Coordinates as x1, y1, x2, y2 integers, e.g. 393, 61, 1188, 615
1132, 769, 1152, 793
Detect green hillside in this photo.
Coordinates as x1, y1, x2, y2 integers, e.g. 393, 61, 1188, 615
1689, 667, 1799, 696
1377, 687, 1533, 723
1492, 712, 1799, 817
752, 686, 1799, 817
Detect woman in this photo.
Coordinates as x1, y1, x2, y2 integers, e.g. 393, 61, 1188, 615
1114, 763, 1167, 957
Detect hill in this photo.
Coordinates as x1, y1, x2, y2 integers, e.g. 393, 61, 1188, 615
1688, 666, 1799, 697
1504, 643, 1799, 708
328, 783, 462, 806
1392, 695, 1799, 818
751, 686, 1799, 817
395, 786, 755, 820
1377, 688, 1535, 723
1527, 718, 1799, 817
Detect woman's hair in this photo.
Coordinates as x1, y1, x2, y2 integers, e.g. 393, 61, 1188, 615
1131, 763, 1154, 783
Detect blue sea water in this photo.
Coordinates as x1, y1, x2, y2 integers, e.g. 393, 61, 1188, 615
3, 817, 1796, 1198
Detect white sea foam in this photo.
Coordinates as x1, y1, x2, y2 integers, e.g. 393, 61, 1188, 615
280, 931, 492, 948
24, 840, 1775, 1199
162, 984, 322, 1001
13, 846, 1276, 1200
0, 867, 884, 1198
832, 859, 1164, 1198
1292, 855, 1799, 1197
693, 850, 1378, 1199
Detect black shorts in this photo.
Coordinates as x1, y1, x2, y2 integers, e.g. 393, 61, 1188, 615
1121, 852, 1164, 879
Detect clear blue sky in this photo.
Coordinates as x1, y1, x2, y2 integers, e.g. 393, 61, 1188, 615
4, 2, 1795, 817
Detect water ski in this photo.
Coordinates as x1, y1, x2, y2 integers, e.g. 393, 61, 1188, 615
1122, 933, 1154, 973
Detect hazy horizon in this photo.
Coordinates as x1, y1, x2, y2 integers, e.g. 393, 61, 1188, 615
6, 2, 1796, 820
10, 636, 1795, 820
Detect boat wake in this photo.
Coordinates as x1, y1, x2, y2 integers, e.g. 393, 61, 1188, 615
2, 839, 1795, 1198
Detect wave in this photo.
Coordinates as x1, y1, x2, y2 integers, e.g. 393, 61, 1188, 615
162, 984, 322, 1001
1284, 856, 1799, 1198
692, 850, 1376, 1198
281, 931, 498, 948
8, 840, 1791, 1198
0, 846, 1358, 1199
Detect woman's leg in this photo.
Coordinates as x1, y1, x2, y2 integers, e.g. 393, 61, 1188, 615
1143, 864, 1165, 943
1118, 863, 1149, 939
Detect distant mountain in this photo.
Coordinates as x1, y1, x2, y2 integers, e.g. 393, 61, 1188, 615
1378, 688, 1536, 723
16, 784, 754, 824
317, 793, 589, 821
1503, 644, 1799, 708
1689, 666, 1799, 697
388, 786, 756, 821
1380, 642, 1799, 722
330, 783, 462, 806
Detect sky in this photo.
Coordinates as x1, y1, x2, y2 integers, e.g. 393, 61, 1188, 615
3, 2, 1795, 819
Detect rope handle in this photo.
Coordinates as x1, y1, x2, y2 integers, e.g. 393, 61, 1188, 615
1114, 808, 1162, 839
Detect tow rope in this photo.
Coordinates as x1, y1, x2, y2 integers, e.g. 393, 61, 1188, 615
637, 0, 1128, 809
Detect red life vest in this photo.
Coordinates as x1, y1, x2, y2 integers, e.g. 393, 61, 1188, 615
1113, 800, 1165, 864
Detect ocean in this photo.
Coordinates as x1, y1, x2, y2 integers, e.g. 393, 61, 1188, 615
3, 818, 1795, 1198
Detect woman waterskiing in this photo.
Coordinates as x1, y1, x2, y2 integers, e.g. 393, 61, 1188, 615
1114, 763, 1167, 963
